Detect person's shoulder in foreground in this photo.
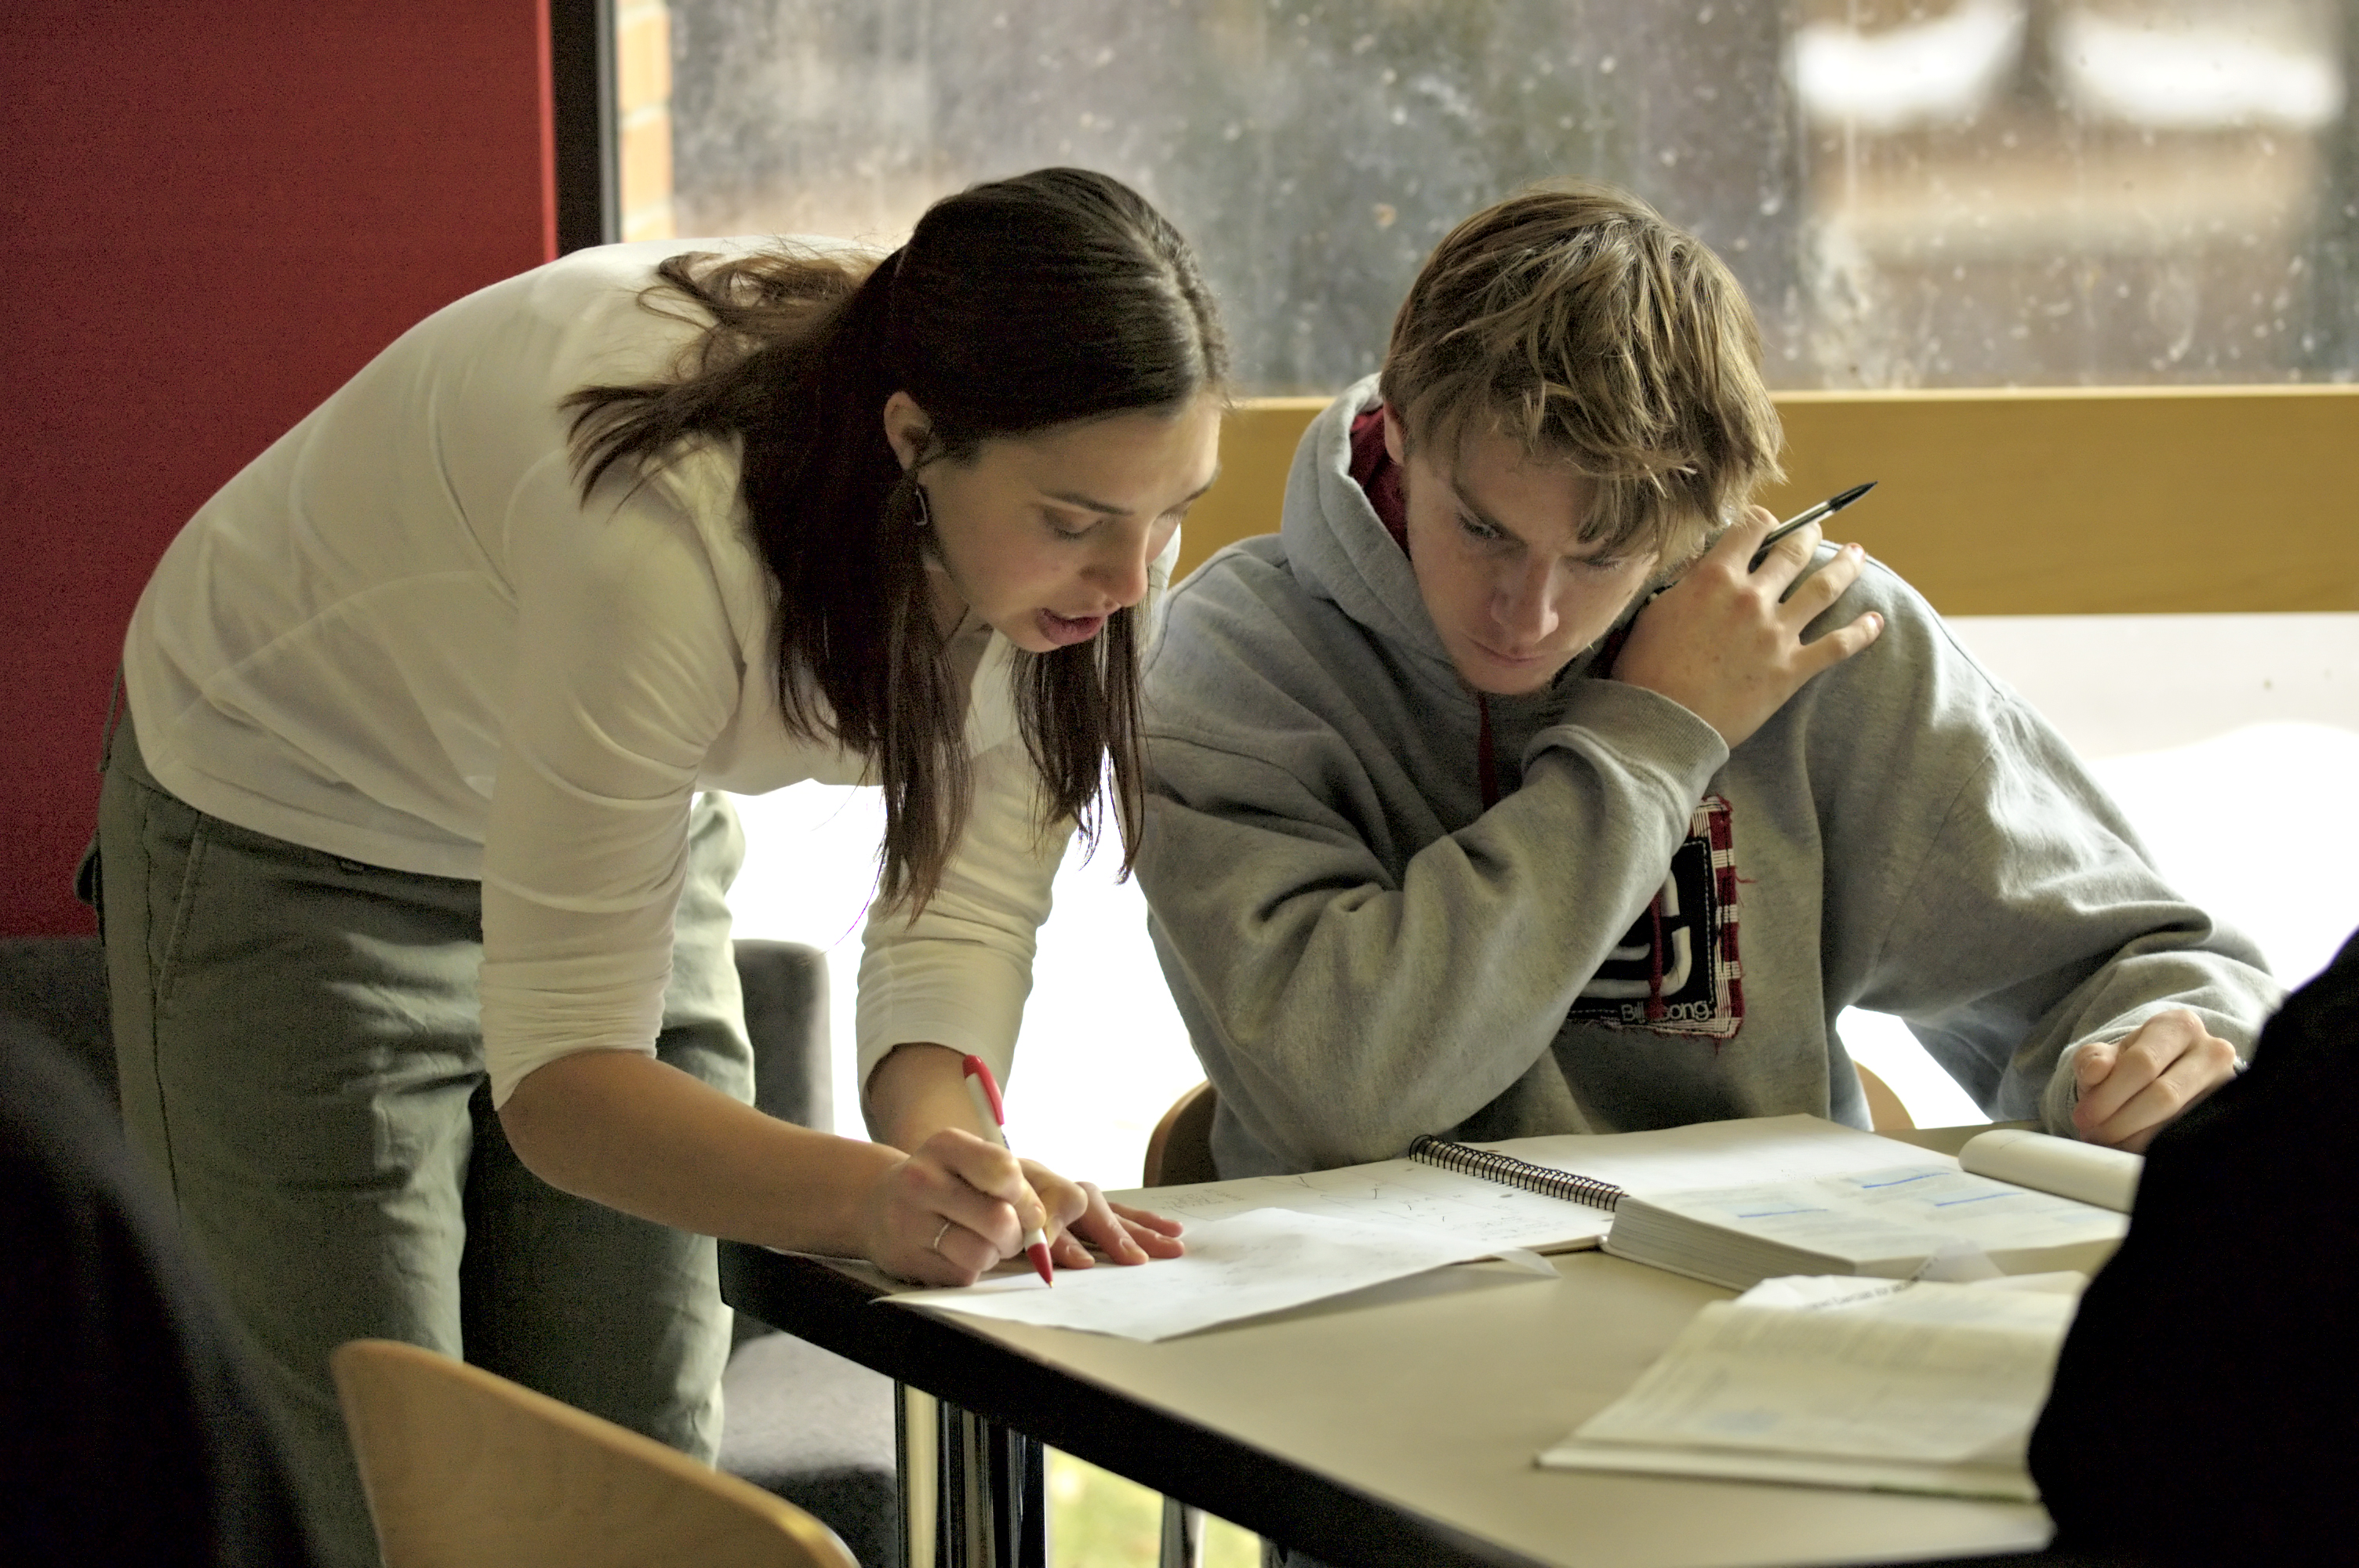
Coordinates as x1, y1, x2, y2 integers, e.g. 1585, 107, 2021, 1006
1136, 180, 2276, 1179
0, 1013, 318, 1566
2031, 924, 2359, 1566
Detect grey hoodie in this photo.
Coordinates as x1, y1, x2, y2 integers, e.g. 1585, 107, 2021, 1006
1138, 380, 2277, 1178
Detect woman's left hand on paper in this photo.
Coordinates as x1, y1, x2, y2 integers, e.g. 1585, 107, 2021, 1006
1021, 1158, 1187, 1269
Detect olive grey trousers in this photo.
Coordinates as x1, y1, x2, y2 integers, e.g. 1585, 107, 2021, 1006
93, 713, 752, 1568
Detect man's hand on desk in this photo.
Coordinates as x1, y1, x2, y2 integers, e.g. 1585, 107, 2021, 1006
2070, 1007, 2242, 1152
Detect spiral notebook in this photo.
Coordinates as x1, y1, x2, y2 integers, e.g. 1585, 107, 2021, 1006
1107, 1114, 1954, 1258
1406, 1133, 1626, 1212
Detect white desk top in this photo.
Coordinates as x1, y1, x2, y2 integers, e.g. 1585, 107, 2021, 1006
724, 1123, 2053, 1566
922, 1245, 2048, 1567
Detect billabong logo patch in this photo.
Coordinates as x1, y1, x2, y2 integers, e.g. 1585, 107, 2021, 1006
1568, 796, 1743, 1037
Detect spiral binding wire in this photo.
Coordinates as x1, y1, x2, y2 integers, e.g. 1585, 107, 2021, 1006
1407, 1134, 1625, 1212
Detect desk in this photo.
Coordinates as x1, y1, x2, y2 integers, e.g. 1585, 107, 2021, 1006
720, 1125, 2054, 1568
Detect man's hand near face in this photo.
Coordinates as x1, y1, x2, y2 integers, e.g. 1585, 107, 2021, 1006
1612, 506, 1885, 748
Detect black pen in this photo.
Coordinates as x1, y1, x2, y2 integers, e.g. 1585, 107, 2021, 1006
1747, 481, 1877, 570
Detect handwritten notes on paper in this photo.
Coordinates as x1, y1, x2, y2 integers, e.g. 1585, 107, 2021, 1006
887, 1207, 1504, 1341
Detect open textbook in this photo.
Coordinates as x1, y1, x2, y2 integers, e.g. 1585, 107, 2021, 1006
1604, 1166, 2125, 1290
1602, 1131, 2134, 1290
1957, 1127, 2141, 1213
1539, 1273, 2084, 1501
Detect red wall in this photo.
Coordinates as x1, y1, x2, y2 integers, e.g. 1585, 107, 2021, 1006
0, 0, 556, 935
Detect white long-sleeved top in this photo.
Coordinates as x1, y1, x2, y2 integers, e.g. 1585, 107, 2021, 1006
124, 238, 1157, 1105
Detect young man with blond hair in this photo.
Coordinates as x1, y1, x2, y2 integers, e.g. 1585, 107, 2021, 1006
1136, 183, 2270, 1180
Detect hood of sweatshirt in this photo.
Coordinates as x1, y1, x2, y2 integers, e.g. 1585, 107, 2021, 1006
1277, 376, 1627, 725
1279, 379, 1453, 671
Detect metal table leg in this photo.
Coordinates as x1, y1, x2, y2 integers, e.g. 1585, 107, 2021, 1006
898, 1381, 1046, 1567
899, 1385, 940, 1568
1159, 1497, 1206, 1567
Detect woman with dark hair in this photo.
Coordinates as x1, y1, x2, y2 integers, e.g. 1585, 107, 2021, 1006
93, 167, 1219, 1567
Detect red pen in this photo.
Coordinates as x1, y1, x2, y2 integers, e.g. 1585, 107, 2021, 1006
961, 1054, 1055, 1286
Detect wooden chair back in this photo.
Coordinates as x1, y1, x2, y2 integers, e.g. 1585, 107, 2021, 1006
1853, 1063, 1916, 1132
1143, 1080, 1220, 1187
329, 1338, 856, 1568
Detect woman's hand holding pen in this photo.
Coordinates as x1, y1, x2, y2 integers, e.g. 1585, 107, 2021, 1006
861, 1041, 1186, 1283
863, 1129, 1049, 1286
1612, 504, 1884, 750
861, 1134, 1186, 1286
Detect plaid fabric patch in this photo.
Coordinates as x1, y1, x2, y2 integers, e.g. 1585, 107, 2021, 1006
1567, 795, 1743, 1038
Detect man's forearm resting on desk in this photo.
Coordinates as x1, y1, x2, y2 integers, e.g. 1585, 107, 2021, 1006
865, 1040, 1184, 1267
500, 1047, 1049, 1286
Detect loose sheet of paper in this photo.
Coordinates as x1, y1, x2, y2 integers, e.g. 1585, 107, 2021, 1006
885, 1207, 1505, 1341
1103, 1115, 1937, 1255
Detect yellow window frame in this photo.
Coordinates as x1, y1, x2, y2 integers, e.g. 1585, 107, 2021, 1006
1179, 389, 2359, 615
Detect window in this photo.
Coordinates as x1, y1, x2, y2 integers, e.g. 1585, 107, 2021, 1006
664, 0, 2356, 390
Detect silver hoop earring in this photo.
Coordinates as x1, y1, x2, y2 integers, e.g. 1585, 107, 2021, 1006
911, 483, 932, 529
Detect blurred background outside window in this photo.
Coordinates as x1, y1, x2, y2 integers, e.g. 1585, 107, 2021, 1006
652, 0, 2357, 390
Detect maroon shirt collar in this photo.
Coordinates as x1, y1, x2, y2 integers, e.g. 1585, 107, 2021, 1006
1347, 403, 1411, 555
1349, 401, 1511, 801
